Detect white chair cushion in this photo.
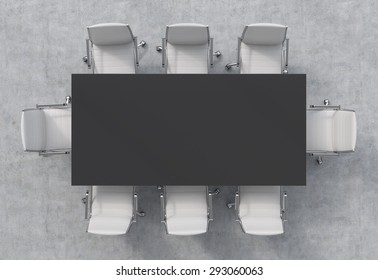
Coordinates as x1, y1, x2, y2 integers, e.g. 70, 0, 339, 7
21, 109, 46, 151
87, 23, 134, 46
306, 110, 357, 152
239, 186, 283, 235
242, 23, 287, 45
167, 43, 208, 74
167, 23, 209, 45
306, 110, 335, 152
21, 108, 71, 151
44, 108, 71, 150
240, 43, 282, 74
165, 186, 208, 235
333, 111, 357, 151
93, 43, 136, 74
88, 186, 134, 235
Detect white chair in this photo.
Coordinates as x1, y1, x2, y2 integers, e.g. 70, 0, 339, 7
160, 186, 219, 235
156, 23, 221, 73
228, 186, 287, 235
82, 186, 145, 235
226, 23, 289, 74
21, 96, 71, 156
83, 23, 146, 73
307, 99, 357, 164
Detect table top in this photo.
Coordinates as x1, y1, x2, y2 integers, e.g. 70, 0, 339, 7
72, 74, 306, 186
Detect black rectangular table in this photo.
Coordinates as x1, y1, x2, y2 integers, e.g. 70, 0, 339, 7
72, 74, 306, 186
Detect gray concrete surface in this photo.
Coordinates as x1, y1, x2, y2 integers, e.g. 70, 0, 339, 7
1, 0, 377, 259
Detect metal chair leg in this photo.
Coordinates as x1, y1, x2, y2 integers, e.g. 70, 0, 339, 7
213, 51, 222, 57
227, 202, 235, 209
136, 211, 145, 217
137, 40, 147, 48
212, 188, 220, 195
317, 156, 323, 165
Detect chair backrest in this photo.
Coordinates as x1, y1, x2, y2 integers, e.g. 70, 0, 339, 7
165, 23, 210, 74
165, 186, 208, 235
87, 23, 136, 73
306, 110, 357, 152
21, 108, 71, 152
239, 186, 283, 235
88, 186, 134, 235
240, 23, 288, 74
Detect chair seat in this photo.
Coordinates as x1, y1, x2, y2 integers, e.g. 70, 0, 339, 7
240, 43, 282, 74
21, 108, 71, 151
239, 186, 283, 236
88, 186, 134, 235
165, 186, 208, 235
88, 215, 132, 235
166, 216, 208, 235
240, 216, 284, 235
93, 43, 135, 73
167, 43, 208, 74
307, 110, 357, 152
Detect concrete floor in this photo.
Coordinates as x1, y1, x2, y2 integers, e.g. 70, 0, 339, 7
1, 0, 377, 259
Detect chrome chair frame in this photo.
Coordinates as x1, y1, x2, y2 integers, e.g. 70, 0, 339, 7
227, 186, 287, 234
23, 96, 72, 156
82, 186, 145, 234
307, 99, 356, 164
82, 25, 146, 73
225, 33, 289, 74
159, 186, 220, 234
156, 26, 222, 73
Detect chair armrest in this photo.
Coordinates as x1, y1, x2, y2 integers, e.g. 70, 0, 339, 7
309, 105, 341, 110
82, 188, 92, 220
284, 38, 289, 69
309, 152, 340, 156
210, 38, 214, 67
134, 37, 139, 67
161, 38, 166, 68
226, 37, 242, 71
39, 150, 70, 156
281, 191, 287, 222
235, 192, 240, 218
208, 191, 213, 221
36, 96, 71, 109
83, 39, 91, 69
133, 193, 138, 222
160, 193, 166, 224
